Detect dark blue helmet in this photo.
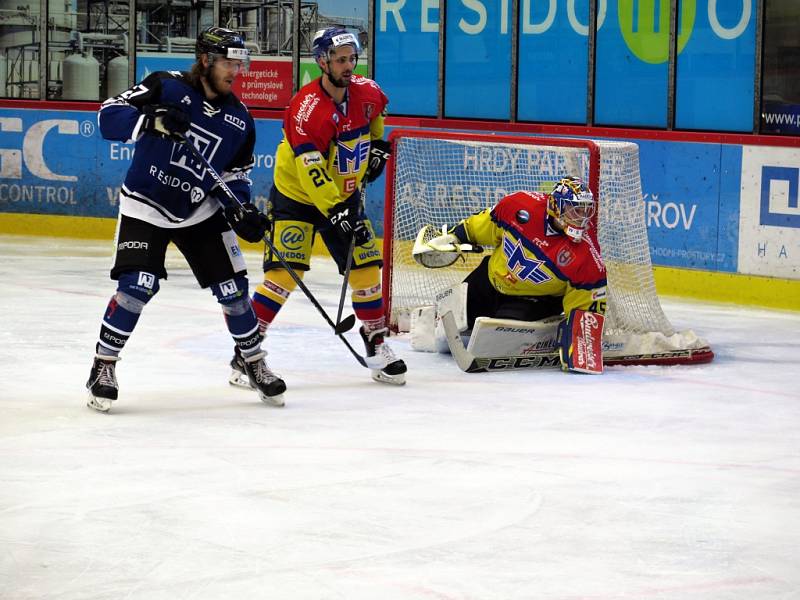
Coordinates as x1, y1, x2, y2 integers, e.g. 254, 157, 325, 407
312, 27, 361, 62
196, 26, 249, 62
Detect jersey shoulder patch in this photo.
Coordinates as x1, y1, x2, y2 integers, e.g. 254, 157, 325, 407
492, 191, 546, 226
351, 75, 382, 93
349, 76, 388, 110
553, 234, 606, 285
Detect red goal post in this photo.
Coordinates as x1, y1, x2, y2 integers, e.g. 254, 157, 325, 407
380, 129, 713, 366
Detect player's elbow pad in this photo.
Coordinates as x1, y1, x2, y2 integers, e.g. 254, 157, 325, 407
558, 309, 605, 374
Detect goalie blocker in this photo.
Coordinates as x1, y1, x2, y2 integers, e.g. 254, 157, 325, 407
558, 308, 604, 374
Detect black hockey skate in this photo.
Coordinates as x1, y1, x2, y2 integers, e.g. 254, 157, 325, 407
86, 354, 120, 412
231, 348, 286, 407
228, 352, 250, 389
360, 326, 407, 385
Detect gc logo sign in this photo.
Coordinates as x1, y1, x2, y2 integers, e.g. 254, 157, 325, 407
0, 118, 79, 181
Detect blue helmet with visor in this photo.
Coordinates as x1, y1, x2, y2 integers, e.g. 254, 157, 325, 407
312, 27, 361, 63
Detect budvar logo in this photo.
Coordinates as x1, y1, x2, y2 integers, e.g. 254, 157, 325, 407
0, 118, 79, 181
294, 93, 320, 136
760, 166, 800, 229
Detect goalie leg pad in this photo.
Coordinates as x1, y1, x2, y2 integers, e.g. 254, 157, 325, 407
558, 309, 605, 374
410, 305, 437, 352
435, 282, 469, 333
466, 316, 560, 358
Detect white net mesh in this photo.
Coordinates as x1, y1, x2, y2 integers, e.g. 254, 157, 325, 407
384, 132, 676, 340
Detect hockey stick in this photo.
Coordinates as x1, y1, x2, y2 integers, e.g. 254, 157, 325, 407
333, 178, 369, 335
334, 234, 356, 335
178, 137, 367, 367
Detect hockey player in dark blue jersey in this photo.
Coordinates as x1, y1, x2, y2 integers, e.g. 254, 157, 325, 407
86, 26, 286, 411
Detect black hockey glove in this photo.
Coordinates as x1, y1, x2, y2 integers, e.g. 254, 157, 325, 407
142, 104, 191, 140
328, 201, 372, 246
364, 138, 391, 184
224, 203, 270, 243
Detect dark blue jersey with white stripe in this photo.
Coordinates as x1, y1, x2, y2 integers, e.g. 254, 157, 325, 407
99, 70, 255, 227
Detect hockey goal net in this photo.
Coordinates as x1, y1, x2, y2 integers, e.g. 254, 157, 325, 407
381, 129, 713, 365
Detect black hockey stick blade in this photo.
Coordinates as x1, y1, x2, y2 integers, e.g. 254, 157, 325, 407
334, 314, 356, 335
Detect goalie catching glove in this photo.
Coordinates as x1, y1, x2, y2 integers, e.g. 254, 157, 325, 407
142, 104, 191, 140
412, 224, 484, 268
224, 202, 270, 243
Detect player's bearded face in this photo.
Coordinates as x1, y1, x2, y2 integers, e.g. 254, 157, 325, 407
323, 46, 358, 88
205, 56, 244, 96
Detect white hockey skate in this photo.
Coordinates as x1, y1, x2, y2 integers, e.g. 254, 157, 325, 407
230, 348, 286, 407
86, 354, 120, 413
360, 326, 407, 385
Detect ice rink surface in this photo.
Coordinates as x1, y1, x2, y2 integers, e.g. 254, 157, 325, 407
1, 234, 799, 600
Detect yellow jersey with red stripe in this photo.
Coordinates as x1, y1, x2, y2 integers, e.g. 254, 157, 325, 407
273, 76, 388, 217
455, 191, 608, 315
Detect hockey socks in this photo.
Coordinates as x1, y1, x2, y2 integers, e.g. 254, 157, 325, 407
349, 268, 384, 326
97, 293, 143, 356
96, 271, 160, 356
252, 272, 296, 333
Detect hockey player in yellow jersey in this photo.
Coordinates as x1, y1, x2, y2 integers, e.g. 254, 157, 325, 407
414, 177, 607, 373
228, 27, 406, 392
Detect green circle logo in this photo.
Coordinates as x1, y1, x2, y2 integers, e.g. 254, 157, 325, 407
618, 0, 696, 64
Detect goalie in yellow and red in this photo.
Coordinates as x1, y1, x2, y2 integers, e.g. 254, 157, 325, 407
411, 176, 607, 374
